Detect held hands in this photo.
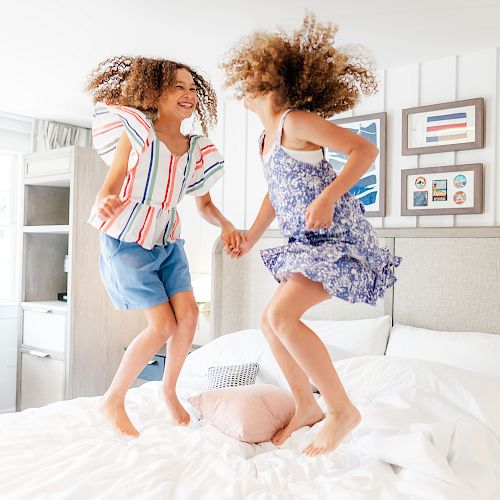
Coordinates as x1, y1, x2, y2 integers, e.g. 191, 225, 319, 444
96, 195, 124, 221
305, 193, 335, 230
221, 223, 247, 259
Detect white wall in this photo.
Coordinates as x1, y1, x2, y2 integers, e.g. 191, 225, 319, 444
0, 116, 32, 412
181, 47, 500, 275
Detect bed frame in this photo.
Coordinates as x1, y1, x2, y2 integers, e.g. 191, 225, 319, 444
211, 227, 500, 338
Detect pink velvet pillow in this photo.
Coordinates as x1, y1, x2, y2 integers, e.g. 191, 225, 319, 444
188, 384, 295, 443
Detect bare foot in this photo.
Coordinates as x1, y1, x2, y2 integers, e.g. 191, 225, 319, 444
99, 395, 139, 438
302, 404, 361, 457
160, 390, 190, 426
272, 401, 324, 446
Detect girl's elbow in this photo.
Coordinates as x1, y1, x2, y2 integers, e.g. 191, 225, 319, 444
350, 141, 378, 162
365, 142, 379, 161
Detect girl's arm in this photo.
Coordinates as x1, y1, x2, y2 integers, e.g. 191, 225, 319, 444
237, 193, 275, 257
284, 111, 378, 230
94, 132, 131, 220
195, 192, 245, 255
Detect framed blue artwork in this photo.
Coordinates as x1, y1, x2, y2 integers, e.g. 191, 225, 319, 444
326, 112, 386, 217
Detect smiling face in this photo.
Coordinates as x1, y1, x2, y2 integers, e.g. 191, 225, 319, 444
158, 68, 198, 121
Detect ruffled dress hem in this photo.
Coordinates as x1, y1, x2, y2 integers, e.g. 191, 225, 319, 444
260, 240, 402, 306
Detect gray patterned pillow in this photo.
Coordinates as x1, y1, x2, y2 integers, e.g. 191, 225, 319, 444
207, 363, 259, 390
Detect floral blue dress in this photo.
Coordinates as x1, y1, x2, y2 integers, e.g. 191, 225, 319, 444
260, 109, 401, 306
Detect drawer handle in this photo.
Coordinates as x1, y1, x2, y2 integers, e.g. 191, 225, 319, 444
147, 360, 158, 365
28, 350, 50, 358
28, 307, 54, 314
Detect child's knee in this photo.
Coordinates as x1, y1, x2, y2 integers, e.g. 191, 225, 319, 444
267, 303, 293, 334
177, 304, 199, 331
150, 321, 176, 343
259, 310, 275, 338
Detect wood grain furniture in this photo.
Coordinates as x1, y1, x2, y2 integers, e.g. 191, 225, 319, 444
18, 146, 147, 411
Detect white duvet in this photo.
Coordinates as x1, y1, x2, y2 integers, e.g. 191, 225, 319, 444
1, 355, 499, 500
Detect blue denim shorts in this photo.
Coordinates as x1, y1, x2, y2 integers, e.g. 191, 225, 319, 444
99, 232, 193, 310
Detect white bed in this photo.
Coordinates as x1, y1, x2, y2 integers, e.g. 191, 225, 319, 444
1, 228, 500, 500
1, 341, 499, 500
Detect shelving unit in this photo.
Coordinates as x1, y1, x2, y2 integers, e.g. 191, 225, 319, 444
23, 225, 69, 234
17, 146, 146, 411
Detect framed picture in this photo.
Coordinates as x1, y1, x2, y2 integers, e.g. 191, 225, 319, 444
401, 163, 483, 216
402, 97, 484, 155
327, 112, 386, 217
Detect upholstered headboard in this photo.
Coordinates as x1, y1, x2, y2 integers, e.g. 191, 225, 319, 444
211, 227, 500, 337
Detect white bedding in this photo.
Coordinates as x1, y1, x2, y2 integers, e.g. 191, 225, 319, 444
1, 355, 499, 500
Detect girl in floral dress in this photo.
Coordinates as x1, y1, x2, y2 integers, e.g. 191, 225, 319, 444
223, 14, 400, 456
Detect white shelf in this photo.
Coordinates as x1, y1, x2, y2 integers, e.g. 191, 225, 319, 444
24, 175, 70, 188
23, 225, 69, 234
21, 301, 68, 313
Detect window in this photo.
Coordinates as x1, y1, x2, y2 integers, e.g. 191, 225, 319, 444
0, 153, 19, 303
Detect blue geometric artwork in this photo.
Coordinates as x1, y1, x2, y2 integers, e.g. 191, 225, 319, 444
326, 115, 384, 216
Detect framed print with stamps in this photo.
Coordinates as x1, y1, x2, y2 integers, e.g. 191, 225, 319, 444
401, 164, 483, 216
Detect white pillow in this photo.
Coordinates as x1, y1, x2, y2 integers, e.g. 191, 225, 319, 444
386, 323, 500, 380
178, 330, 268, 399
179, 317, 392, 396
178, 329, 290, 394
303, 315, 392, 358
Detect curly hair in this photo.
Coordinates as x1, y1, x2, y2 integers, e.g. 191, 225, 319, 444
85, 56, 217, 134
222, 13, 378, 117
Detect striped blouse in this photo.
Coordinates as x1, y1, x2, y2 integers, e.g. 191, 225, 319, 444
87, 104, 224, 250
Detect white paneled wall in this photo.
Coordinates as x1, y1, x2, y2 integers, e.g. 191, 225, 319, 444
384, 63, 419, 228
455, 48, 498, 227
181, 47, 500, 275
246, 111, 268, 229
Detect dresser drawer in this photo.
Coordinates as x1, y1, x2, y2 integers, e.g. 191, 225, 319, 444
22, 309, 66, 353
25, 155, 71, 178
19, 349, 64, 410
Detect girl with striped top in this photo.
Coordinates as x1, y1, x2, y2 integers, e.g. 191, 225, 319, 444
86, 56, 243, 437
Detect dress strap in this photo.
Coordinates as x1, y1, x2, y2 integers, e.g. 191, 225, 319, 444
276, 109, 294, 146
258, 130, 265, 157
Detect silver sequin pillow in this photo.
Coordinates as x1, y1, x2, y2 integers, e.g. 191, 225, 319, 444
207, 363, 259, 390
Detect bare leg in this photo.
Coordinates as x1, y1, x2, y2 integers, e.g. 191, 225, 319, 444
260, 285, 323, 445
160, 291, 198, 425
266, 273, 361, 456
100, 301, 177, 437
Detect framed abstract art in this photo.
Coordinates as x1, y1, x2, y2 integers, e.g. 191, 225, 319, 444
327, 112, 386, 217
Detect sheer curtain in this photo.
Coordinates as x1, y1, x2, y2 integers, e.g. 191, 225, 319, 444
34, 120, 90, 152
0, 112, 32, 304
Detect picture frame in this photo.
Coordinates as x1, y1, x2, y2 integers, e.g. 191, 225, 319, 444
402, 97, 484, 155
327, 112, 386, 217
401, 163, 483, 216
